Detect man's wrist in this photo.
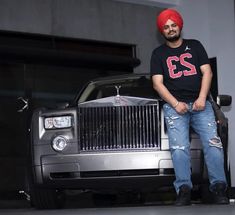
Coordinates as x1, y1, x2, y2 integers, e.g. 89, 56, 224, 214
198, 96, 207, 100
173, 101, 179, 108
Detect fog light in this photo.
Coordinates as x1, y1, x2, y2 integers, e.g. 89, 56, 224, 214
52, 136, 68, 152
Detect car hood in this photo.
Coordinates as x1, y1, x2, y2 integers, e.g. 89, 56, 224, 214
77, 96, 158, 107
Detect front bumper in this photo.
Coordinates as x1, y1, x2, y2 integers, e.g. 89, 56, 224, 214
33, 150, 203, 189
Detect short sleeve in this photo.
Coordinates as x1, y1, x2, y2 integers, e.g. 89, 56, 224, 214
195, 41, 210, 66
150, 50, 164, 76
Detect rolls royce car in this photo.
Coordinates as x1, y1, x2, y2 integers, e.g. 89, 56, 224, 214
29, 73, 232, 209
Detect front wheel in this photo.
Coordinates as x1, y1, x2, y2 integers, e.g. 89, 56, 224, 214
30, 186, 66, 209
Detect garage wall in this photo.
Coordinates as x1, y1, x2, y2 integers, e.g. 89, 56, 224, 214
0, 0, 162, 73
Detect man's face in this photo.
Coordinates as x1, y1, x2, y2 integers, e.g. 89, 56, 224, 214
162, 19, 181, 42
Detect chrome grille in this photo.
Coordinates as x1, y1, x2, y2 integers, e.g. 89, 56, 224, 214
78, 104, 159, 151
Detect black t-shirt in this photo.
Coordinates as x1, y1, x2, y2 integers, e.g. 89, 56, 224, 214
150, 39, 210, 102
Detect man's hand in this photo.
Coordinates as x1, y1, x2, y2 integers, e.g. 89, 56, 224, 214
192, 97, 206, 111
175, 102, 189, 114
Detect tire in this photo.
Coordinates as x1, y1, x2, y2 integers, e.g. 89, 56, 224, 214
92, 193, 117, 206
30, 186, 66, 209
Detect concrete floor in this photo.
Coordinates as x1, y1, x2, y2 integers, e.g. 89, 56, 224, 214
0, 191, 235, 215
0, 201, 235, 215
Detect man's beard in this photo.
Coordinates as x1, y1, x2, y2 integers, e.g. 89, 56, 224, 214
164, 31, 181, 42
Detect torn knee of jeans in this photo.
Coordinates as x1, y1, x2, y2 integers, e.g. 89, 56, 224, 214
209, 136, 223, 148
170, 145, 186, 150
165, 116, 179, 129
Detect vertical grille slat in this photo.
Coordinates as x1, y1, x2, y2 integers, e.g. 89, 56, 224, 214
78, 104, 159, 152
125, 106, 130, 149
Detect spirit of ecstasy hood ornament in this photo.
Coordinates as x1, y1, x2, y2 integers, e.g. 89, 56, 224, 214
115, 85, 121, 96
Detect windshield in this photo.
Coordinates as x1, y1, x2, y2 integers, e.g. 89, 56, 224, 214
77, 75, 160, 103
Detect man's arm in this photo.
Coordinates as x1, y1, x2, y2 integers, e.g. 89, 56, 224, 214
152, 74, 188, 114
192, 64, 213, 111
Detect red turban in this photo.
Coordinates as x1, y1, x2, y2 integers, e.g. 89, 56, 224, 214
156, 9, 183, 33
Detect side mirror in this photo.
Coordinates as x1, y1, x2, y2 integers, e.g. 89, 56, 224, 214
216, 95, 232, 107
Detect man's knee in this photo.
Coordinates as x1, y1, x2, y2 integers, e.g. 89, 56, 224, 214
209, 136, 223, 149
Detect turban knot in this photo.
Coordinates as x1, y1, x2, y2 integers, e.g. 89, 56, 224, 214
156, 9, 183, 33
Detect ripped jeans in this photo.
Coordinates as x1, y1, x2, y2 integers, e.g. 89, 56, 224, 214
163, 101, 227, 194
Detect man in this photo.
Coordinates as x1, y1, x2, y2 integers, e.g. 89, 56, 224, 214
151, 8, 229, 206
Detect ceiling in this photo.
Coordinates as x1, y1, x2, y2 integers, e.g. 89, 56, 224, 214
113, 0, 180, 7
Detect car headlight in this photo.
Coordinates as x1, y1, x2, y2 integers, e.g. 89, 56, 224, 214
44, 116, 72, 129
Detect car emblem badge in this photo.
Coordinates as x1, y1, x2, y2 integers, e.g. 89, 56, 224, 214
115, 85, 121, 96
114, 85, 121, 105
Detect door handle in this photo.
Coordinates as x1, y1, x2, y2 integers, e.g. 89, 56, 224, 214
17, 97, 28, 112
